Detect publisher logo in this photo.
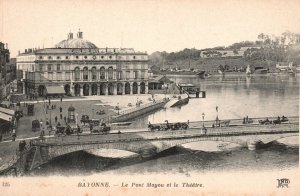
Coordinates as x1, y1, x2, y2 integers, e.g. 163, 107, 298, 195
277, 178, 290, 188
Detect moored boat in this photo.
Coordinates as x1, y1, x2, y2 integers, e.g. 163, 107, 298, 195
253, 67, 268, 74
196, 71, 212, 79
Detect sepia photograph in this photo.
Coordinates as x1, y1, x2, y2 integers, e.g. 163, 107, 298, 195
0, 0, 299, 195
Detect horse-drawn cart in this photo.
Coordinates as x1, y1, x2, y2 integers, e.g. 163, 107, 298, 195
148, 121, 189, 131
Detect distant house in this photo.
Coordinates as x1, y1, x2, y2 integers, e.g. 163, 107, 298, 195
200, 46, 262, 59
200, 49, 243, 58
148, 75, 171, 90
276, 62, 293, 71
239, 46, 261, 53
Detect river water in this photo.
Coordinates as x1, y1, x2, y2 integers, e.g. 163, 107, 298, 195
32, 73, 299, 176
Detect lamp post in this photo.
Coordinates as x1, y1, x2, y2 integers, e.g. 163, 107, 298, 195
202, 112, 205, 128
117, 102, 119, 115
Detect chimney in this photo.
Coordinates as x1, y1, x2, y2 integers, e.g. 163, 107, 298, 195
25, 49, 27, 53
18, 50, 20, 55
77, 29, 83, 39
68, 32, 73, 40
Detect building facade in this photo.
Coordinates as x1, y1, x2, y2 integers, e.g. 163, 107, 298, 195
16, 31, 149, 97
0, 42, 11, 101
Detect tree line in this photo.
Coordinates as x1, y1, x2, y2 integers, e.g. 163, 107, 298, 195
149, 31, 300, 66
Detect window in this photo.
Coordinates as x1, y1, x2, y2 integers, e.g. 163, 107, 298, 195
83, 67, 88, 80
56, 56, 60, 59
66, 56, 69, 59
126, 71, 130, 79
141, 71, 145, 79
40, 73, 44, 82
74, 67, 80, 81
39, 56, 43, 59
133, 71, 138, 79
48, 72, 53, 80
108, 67, 113, 79
57, 72, 62, 80
92, 67, 97, 80
84, 56, 87, 59
133, 56, 136, 59
65, 72, 70, 80
101, 56, 104, 59
109, 56, 112, 59
117, 71, 122, 80
47, 64, 52, 71
39, 64, 43, 71
76, 56, 79, 59
100, 67, 105, 79
57, 64, 61, 71
48, 56, 52, 59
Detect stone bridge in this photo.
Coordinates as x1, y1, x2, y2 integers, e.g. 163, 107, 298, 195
21, 122, 298, 172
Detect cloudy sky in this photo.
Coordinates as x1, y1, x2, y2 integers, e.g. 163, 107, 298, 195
1, 0, 300, 57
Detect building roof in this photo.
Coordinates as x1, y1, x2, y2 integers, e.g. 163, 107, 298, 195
46, 86, 65, 94
149, 75, 171, 83
0, 111, 12, 121
0, 106, 14, 116
55, 38, 98, 49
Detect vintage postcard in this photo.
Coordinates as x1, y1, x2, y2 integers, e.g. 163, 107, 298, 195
0, 0, 299, 195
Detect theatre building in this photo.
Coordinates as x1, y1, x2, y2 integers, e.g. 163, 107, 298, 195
16, 31, 149, 97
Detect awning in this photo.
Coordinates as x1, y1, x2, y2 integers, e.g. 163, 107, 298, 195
0, 101, 11, 108
0, 107, 14, 116
46, 86, 65, 94
0, 111, 12, 121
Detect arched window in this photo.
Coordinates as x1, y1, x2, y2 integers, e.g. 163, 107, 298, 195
74, 67, 80, 81
92, 67, 97, 80
100, 67, 105, 79
83, 67, 88, 80
108, 67, 113, 79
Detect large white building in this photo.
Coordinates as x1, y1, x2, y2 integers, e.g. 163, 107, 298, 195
16, 31, 149, 97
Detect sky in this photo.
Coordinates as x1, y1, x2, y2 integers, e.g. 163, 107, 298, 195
1, 0, 300, 57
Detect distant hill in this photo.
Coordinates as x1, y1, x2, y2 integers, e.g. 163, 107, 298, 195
149, 31, 300, 71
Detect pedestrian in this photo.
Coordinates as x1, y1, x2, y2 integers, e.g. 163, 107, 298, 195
40, 129, 45, 142
60, 107, 62, 113
12, 128, 16, 141
64, 116, 67, 122
48, 98, 50, 105
51, 105, 54, 110
55, 116, 58, 123
60, 97, 62, 102
60, 113, 63, 119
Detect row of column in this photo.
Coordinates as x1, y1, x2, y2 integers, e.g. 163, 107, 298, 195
71, 82, 148, 96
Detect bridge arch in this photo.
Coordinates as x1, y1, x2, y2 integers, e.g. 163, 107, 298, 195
26, 131, 298, 171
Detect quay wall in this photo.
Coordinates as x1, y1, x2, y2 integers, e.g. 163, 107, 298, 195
110, 99, 167, 123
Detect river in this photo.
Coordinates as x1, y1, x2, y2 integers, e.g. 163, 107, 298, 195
31, 73, 299, 176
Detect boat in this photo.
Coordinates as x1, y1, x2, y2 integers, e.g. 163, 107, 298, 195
253, 67, 268, 74
177, 83, 205, 98
246, 65, 252, 75
196, 71, 211, 79
217, 65, 225, 75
